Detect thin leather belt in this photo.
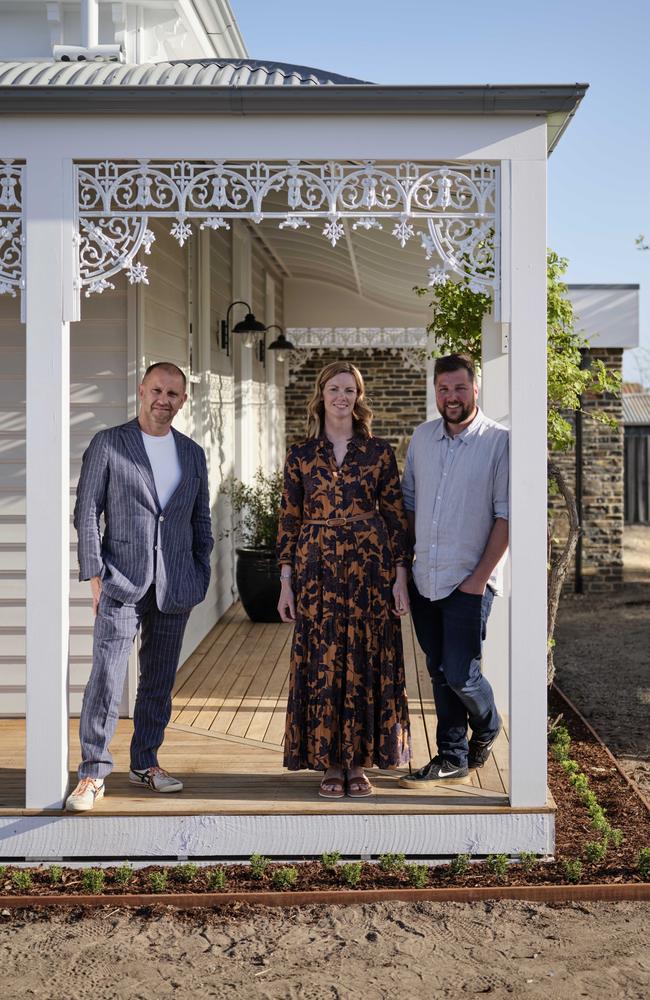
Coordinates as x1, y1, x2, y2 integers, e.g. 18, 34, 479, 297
303, 512, 378, 527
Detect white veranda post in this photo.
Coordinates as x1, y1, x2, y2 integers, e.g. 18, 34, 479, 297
25, 156, 72, 808
507, 158, 548, 807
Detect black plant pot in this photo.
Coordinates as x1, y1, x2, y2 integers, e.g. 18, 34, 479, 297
235, 547, 282, 623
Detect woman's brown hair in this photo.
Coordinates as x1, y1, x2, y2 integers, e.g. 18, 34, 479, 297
305, 361, 373, 440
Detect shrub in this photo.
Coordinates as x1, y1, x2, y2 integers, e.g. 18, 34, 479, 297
569, 773, 589, 795
609, 828, 624, 848
220, 469, 284, 549
173, 863, 199, 884
207, 867, 227, 891
82, 868, 105, 895
0, 865, 6, 879
114, 863, 134, 887
405, 863, 428, 888
48, 864, 63, 885
148, 870, 169, 894
590, 809, 609, 833
584, 840, 608, 863
549, 725, 571, 756
561, 859, 583, 884
448, 854, 471, 877
518, 852, 537, 873
249, 853, 270, 880
485, 854, 509, 879
11, 870, 32, 891
271, 867, 298, 890
320, 851, 341, 871
378, 853, 406, 874
636, 847, 650, 880
556, 751, 621, 848
339, 862, 363, 887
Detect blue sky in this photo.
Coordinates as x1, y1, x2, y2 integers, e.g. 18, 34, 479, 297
230, 0, 649, 382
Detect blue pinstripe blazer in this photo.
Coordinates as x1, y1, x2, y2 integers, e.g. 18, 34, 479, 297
74, 418, 214, 613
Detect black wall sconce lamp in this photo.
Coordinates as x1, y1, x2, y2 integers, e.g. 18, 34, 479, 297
263, 325, 296, 365
220, 300, 266, 357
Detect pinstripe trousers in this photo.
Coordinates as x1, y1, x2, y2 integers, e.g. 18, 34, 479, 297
78, 586, 190, 778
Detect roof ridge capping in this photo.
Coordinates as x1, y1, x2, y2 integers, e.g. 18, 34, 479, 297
166, 57, 374, 85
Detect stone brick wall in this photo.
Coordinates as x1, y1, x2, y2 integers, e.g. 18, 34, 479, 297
284, 350, 427, 468
550, 347, 624, 592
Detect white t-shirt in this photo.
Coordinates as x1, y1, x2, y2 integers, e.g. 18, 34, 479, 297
141, 430, 182, 510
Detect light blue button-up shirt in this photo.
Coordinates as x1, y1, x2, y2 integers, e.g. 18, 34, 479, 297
401, 408, 509, 600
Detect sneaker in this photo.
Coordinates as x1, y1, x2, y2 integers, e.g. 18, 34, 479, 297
129, 766, 183, 793
65, 777, 105, 812
468, 716, 503, 770
398, 756, 470, 788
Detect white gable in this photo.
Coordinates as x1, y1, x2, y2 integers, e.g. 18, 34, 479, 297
0, 0, 246, 63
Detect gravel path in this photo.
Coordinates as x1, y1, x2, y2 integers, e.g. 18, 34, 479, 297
555, 525, 650, 798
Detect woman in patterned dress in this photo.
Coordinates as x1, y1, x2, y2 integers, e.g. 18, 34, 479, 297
276, 361, 412, 798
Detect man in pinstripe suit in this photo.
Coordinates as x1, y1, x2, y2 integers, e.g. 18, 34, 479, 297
65, 362, 214, 812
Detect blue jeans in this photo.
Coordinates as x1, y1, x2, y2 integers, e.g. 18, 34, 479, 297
408, 580, 500, 768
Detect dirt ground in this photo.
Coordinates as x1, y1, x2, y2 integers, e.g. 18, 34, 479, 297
1, 900, 649, 999
1, 529, 649, 999
554, 524, 650, 798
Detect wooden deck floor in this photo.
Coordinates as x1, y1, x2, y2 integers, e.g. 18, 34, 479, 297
0, 604, 515, 816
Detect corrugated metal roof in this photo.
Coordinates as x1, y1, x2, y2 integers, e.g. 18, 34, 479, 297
623, 394, 650, 425
0, 58, 371, 87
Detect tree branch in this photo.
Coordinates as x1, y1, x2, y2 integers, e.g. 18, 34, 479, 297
547, 459, 580, 685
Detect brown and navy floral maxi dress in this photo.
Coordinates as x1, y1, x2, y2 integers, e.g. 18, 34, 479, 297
276, 434, 412, 771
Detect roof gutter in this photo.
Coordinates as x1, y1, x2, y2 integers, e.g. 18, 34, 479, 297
0, 82, 587, 119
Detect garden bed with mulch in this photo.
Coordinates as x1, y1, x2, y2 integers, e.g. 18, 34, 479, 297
0, 687, 648, 906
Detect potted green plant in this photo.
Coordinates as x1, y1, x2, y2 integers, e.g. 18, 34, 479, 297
220, 468, 284, 622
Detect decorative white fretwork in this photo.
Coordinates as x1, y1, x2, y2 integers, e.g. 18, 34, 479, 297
75, 160, 498, 300
285, 328, 432, 383
0, 161, 25, 314
288, 327, 428, 350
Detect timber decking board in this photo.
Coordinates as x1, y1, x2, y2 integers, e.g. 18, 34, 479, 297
0, 604, 520, 815
227, 625, 293, 739
208, 622, 281, 734
172, 617, 254, 726
401, 613, 433, 767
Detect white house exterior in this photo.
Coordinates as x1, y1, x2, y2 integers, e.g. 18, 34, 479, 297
0, 0, 588, 859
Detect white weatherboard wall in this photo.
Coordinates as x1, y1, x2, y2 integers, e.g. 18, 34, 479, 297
143, 220, 189, 377
207, 224, 237, 620
0, 277, 129, 716
251, 239, 286, 477
265, 271, 285, 474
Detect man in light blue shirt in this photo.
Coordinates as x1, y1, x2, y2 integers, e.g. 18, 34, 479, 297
399, 354, 508, 786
